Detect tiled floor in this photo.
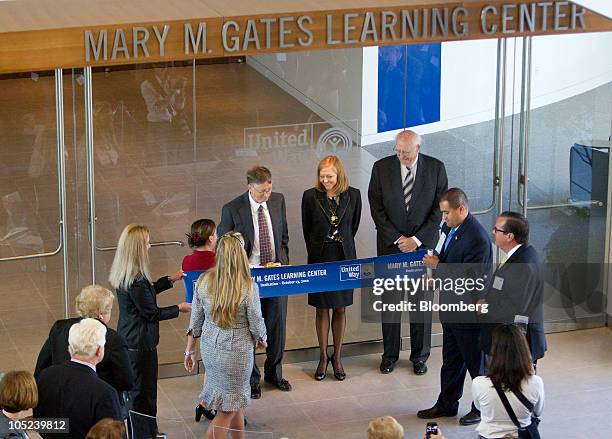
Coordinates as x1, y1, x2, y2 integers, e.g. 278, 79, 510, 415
156, 327, 612, 438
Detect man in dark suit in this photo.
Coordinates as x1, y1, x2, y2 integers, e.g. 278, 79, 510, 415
417, 188, 492, 426
218, 165, 291, 399
480, 211, 547, 364
368, 130, 448, 375
34, 318, 123, 439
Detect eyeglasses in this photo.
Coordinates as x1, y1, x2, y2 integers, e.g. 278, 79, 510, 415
394, 147, 414, 156
249, 184, 272, 195
492, 226, 510, 234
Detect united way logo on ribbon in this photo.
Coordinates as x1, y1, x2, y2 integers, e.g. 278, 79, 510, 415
339, 263, 375, 281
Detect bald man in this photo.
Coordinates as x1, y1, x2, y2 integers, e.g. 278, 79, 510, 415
368, 130, 448, 375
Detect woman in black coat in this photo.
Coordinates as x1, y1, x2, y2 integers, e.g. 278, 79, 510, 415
108, 224, 191, 433
301, 155, 361, 381
34, 284, 134, 408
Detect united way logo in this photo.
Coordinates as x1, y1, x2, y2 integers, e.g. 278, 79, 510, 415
361, 263, 374, 279
340, 264, 361, 281
316, 126, 353, 156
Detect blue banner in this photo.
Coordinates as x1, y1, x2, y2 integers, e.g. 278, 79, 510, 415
184, 251, 426, 301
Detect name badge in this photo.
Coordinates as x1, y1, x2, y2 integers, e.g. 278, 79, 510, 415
435, 232, 447, 254
492, 276, 504, 290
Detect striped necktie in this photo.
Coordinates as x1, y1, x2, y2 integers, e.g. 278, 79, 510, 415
403, 167, 414, 212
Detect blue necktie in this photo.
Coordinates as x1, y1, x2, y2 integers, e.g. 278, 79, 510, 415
443, 227, 457, 252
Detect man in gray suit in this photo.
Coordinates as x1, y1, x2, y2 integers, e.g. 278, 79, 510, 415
218, 165, 291, 399
368, 130, 448, 375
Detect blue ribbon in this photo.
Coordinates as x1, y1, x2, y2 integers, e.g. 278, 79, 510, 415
183, 250, 427, 301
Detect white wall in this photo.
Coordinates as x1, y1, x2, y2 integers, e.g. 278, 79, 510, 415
247, 49, 364, 139
361, 32, 612, 145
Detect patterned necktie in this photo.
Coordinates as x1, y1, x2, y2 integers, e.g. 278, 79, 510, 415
403, 167, 414, 212
258, 205, 273, 265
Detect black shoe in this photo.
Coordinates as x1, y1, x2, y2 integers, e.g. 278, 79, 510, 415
250, 383, 261, 399
413, 361, 428, 375
459, 408, 481, 425
314, 356, 329, 381
417, 405, 458, 419
264, 377, 292, 391
330, 354, 346, 381
379, 359, 395, 374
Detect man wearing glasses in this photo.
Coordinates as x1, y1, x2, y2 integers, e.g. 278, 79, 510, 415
218, 165, 292, 399
368, 130, 448, 376
479, 212, 547, 367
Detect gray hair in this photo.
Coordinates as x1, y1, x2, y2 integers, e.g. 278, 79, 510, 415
395, 130, 422, 147
68, 318, 106, 358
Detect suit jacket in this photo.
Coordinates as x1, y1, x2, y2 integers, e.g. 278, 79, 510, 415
301, 187, 361, 263
34, 317, 134, 393
435, 213, 493, 325
218, 191, 289, 265
34, 361, 122, 439
480, 244, 547, 360
117, 275, 179, 351
368, 154, 448, 255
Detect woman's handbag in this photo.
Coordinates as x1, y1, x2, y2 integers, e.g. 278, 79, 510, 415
493, 383, 541, 439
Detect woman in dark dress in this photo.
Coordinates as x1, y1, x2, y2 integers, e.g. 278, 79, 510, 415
301, 155, 361, 381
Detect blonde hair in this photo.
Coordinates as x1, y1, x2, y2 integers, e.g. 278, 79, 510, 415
367, 416, 404, 439
76, 285, 114, 318
315, 155, 349, 195
202, 232, 252, 329
109, 224, 151, 290
0, 371, 38, 413
86, 418, 126, 439
68, 318, 107, 358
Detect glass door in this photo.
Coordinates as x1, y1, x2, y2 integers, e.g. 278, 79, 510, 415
515, 32, 612, 329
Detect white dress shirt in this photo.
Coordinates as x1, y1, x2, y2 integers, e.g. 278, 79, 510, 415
505, 244, 522, 260
248, 193, 276, 266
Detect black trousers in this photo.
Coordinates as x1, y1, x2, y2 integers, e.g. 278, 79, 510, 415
128, 349, 158, 437
435, 324, 482, 413
381, 288, 432, 364
251, 295, 287, 385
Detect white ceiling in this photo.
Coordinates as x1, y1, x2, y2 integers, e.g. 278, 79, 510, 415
573, 0, 612, 19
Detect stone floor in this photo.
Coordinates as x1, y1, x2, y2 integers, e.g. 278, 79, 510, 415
154, 327, 612, 438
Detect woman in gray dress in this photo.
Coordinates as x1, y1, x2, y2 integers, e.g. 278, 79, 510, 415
184, 232, 267, 439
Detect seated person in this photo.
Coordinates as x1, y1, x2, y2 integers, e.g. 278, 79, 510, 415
34, 318, 123, 439
0, 370, 39, 439
34, 284, 134, 402
367, 416, 404, 439
472, 324, 544, 439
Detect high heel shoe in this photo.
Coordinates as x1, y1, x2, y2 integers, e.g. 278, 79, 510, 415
314, 356, 329, 381
195, 404, 216, 422
330, 354, 346, 381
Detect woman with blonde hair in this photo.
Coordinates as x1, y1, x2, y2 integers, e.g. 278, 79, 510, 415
301, 155, 361, 381
109, 224, 191, 432
184, 232, 267, 439
367, 416, 404, 439
34, 284, 134, 411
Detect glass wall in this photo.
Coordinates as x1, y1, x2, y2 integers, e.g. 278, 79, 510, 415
523, 33, 612, 328
0, 32, 610, 373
